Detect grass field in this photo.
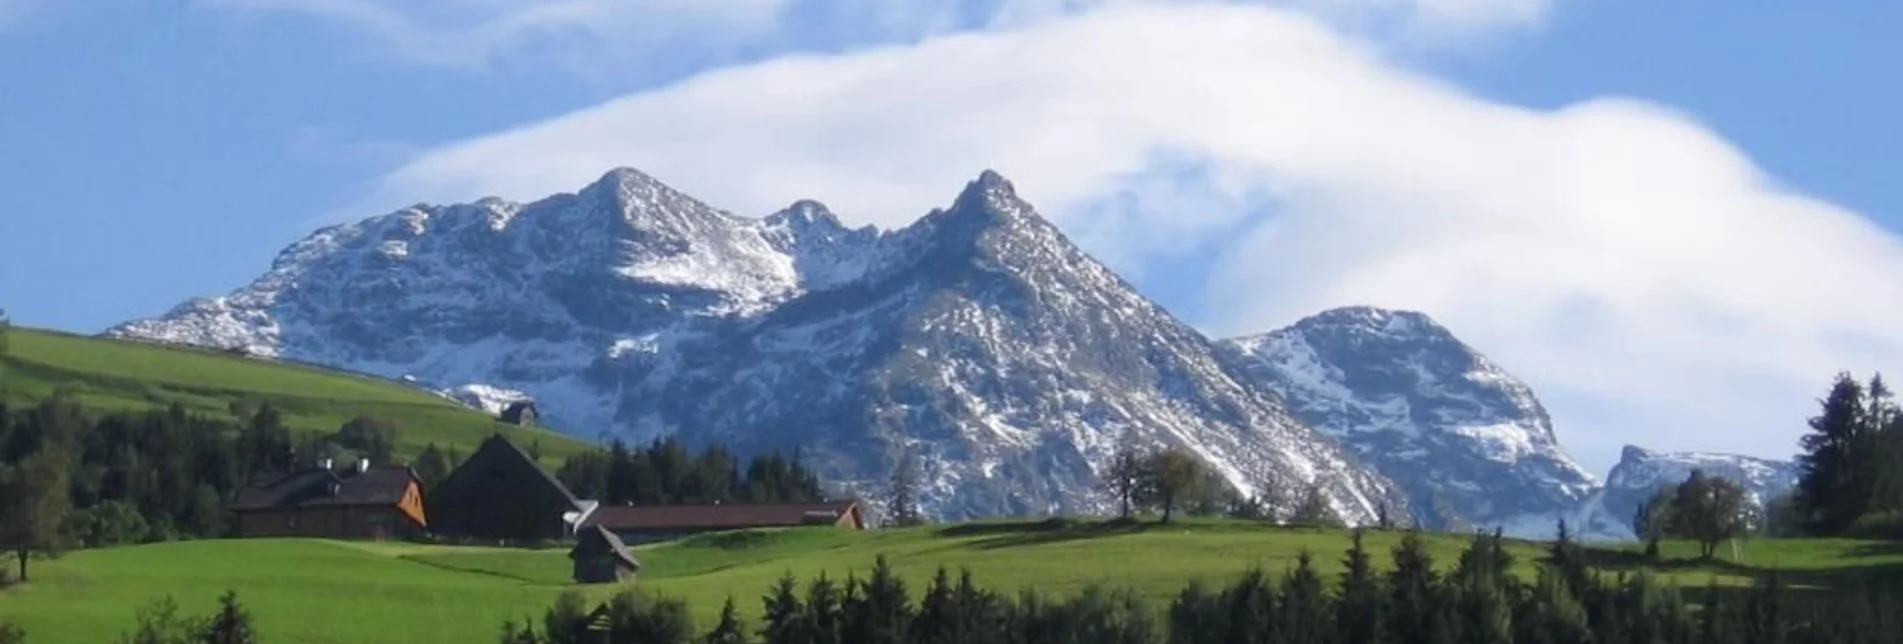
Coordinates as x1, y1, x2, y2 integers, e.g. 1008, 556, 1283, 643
0, 328, 592, 464
2, 518, 1896, 644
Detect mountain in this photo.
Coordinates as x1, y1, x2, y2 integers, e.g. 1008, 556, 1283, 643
109, 167, 1411, 523
1217, 307, 1599, 536
1584, 445, 1801, 539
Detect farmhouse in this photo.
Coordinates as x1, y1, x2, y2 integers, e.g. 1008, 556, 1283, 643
579, 500, 866, 545
569, 525, 640, 584
231, 459, 426, 540
426, 433, 584, 541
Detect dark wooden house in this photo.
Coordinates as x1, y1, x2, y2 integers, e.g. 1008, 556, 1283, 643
425, 433, 581, 541
569, 525, 640, 584
578, 500, 865, 545
231, 460, 426, 540
500, 401, 538, 426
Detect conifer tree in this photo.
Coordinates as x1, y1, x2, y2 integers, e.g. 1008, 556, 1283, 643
198, 591, 258, 644
844, 555, 911, 644
1797, 372, 1871, 535
542, 591, 590, 644
1338, 529, 1384, 644
804, 573, 844, 644
1224, 568, 1277, 644
705, 597, 747, 644
1388, 531, 1445, 644
760, 573, 804, 644
1168, 580, 1225, 644
1281, 551, 1333, 644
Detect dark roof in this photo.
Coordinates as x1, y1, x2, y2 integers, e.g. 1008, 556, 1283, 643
471, 433, 579, 507
580, 500, 859, 532
231, 466, 418, 512
570, 525, 639, 569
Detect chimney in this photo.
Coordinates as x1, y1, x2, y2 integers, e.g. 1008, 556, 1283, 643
357, 458, 370, 473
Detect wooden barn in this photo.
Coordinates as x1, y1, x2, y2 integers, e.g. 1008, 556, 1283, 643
578, 500, 865, 545
569, 525, 640, 584
425, 433, 582, 542
231, 459, 426, 540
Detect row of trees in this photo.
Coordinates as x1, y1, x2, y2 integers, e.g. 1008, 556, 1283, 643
0, 394, 441, 582
496, 530, 1903, 644
1791, 372, 1903, 538
1099, 441, 1351, 527
554, 438, 826, 507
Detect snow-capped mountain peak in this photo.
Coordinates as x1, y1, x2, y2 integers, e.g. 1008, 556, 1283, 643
109, 167, 1411, 524
1219, 305, 1597, 535
1583, 444, 1800, 539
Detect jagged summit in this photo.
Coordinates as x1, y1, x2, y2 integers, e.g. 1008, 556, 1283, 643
1219, 305, 1597, 535
109, 167, 1412, 524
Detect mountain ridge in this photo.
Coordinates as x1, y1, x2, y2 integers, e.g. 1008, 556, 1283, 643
109, 167, 1412, 523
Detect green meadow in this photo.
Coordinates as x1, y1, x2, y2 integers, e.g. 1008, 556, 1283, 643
0, 328, 592, 464
3, 519, 1896, 644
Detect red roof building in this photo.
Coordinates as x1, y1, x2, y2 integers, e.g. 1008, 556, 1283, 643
578, 500, 864, 544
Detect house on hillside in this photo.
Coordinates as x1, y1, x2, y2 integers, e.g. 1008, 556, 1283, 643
426, 433, 583, 542
579, 500, 865, 545
500, 401, 538, 426
569, 525, 640, 583
231, 459, 426, 540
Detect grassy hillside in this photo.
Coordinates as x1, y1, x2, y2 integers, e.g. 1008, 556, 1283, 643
2, 519, 1895, 644
0, 328, 592, 464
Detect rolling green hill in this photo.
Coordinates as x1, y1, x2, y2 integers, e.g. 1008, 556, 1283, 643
0, 327, 592, 464
2, 519, 1896, 644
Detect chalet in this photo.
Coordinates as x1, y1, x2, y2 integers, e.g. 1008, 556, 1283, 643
569, 525, 640, 584
500, 401, 538, 426
231, 459, 426, 540
425, 433, 583, 541
579, 500, 865, 545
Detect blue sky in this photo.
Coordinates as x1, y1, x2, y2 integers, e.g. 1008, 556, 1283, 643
2, 0, 1899, 471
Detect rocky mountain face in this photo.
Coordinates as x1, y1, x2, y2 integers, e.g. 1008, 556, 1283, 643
1584, 445, 1801, 539
1217, 308, 1600, 537
110, 168, 1412, 523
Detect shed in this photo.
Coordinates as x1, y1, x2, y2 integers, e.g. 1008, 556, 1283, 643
569, 525, 640, 584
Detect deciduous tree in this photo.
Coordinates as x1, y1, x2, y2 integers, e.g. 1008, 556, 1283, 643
1667, 470, 1749, 560
1136, 448, 1207, 524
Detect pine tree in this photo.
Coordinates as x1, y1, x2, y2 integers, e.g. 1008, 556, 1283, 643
1388, 531, 1443, 644
1224, 568, 1277, 644
760, 573, 804, 644
804, 573, 844, 644
705, 597, 747, 644
197, 591, 259, 644
1281, 551, 1333, 644
913, 567, 956, 644
1796, 372, 1871, 535
542, 590, 590, 644
1338, 529, 1384, 644
844, 555, 911, 644
1173, 579, 1226, 644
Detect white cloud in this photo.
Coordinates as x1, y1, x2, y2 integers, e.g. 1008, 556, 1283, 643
348, 2, 1903, 473
201, 0, 1554, 73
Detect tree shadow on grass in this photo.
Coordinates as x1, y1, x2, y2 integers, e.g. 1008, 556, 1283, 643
934, 517, 1163, 550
